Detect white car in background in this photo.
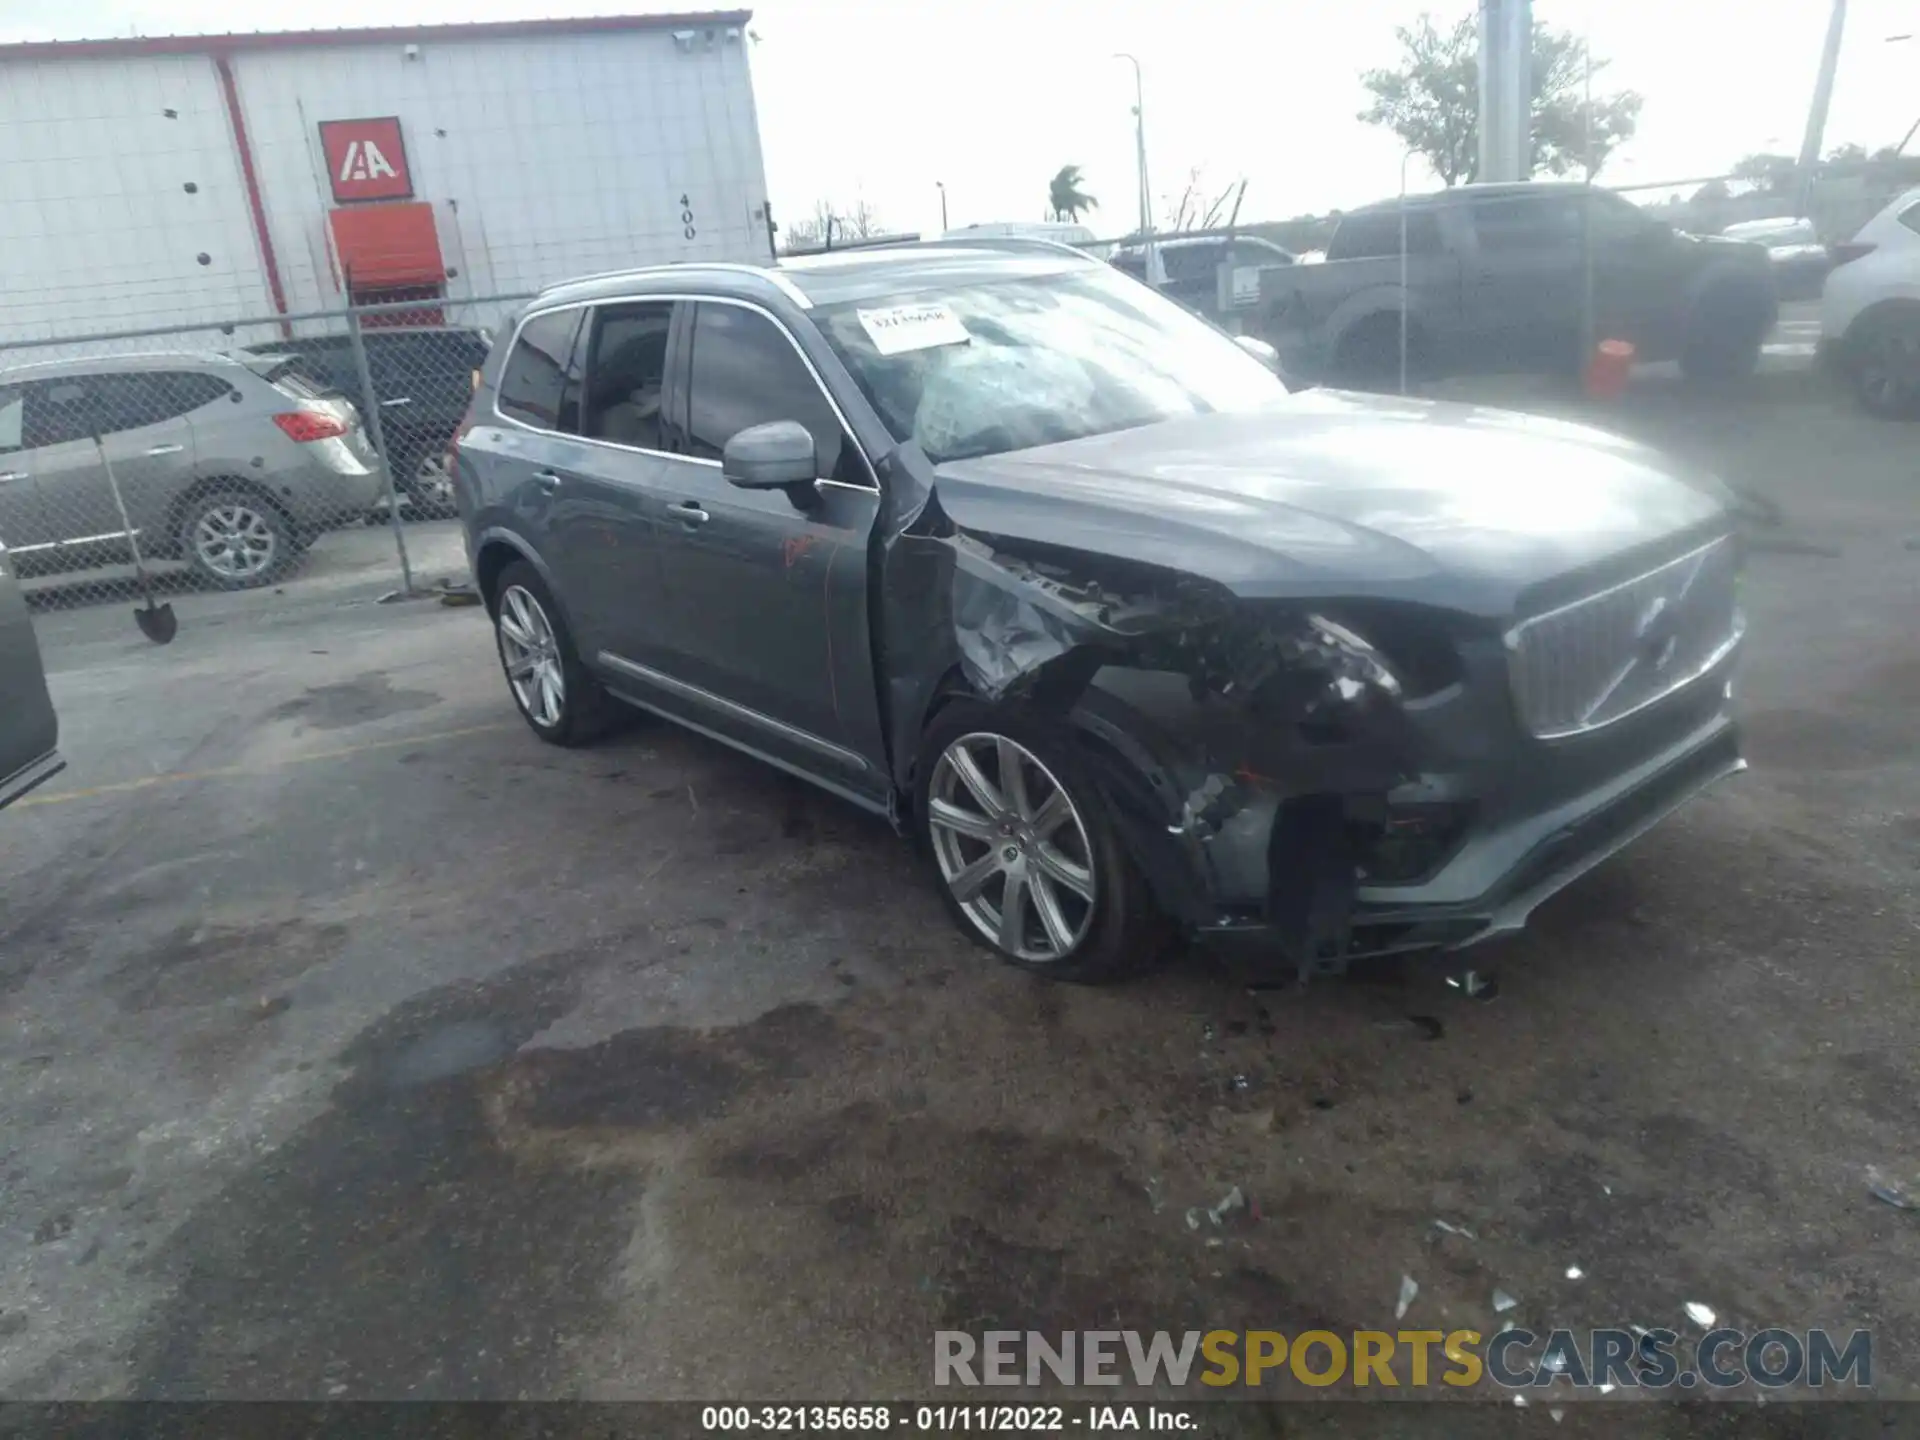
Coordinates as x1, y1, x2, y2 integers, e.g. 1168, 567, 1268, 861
1820, 186, 1920, 417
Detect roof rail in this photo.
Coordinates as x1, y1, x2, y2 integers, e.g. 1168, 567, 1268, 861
533, 258, 812, 308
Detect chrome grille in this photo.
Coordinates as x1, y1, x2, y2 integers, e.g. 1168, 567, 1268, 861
1507, 536, 1743, 739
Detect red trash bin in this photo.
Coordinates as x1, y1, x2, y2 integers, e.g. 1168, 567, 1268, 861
1584, 338, 1636, 399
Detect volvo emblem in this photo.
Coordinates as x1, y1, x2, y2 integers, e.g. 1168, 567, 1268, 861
1635, 594, 1680, 673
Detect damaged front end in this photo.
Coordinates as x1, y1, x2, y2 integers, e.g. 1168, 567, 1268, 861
882, 492, 1462, 980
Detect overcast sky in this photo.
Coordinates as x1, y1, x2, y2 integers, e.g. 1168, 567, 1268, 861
4, 0, 1916, 237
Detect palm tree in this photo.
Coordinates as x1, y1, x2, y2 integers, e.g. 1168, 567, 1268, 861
1047, 165, 1098, 223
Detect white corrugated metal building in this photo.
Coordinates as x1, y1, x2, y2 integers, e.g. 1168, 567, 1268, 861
0, 11, 774, 340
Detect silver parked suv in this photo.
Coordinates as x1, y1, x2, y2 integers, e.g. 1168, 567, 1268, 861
0, 352, 388, 590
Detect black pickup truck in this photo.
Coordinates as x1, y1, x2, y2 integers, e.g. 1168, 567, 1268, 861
1256, 182, 1778, 387
246, 326, 491, 515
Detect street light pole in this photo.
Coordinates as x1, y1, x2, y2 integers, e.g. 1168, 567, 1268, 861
1114, 52, 1154, 283
936, 180, 949, 233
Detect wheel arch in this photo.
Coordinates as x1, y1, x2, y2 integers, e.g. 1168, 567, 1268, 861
1840, 295, 1920, 363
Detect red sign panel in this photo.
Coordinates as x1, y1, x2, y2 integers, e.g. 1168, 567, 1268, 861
318, 117, 413, 203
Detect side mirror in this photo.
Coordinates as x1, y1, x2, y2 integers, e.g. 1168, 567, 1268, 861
1234, 334, 1282, 371
722, 420, 818, 490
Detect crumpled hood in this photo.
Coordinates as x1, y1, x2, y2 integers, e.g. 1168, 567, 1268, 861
930, 390, 1733, 618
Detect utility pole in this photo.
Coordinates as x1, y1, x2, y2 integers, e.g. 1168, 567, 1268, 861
1797, 0, 1849, 209
1477, 0, 1532, 182
1115, 52, 1155, 284
936, 180, 948, 232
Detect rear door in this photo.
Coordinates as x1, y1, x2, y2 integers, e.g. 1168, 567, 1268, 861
549, 298, 683, 670
1462, 194, 1585, 370
641, 299, 886, 786
0, 539, 62, 809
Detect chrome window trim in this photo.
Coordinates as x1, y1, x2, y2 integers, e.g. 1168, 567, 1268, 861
598, 650, 869, 772
537, 262, 814, 309
489, 293, 879, 493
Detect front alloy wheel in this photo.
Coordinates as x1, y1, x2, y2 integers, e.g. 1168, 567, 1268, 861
496, 584, 566, 729
927, 732, 1099, 962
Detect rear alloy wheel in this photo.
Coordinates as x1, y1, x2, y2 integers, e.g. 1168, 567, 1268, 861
915, 702, 1168, 982
179, 489, 296, 589
402, 450, 458, 518
490, 560, 618, 747
1852, 318, 1920, 420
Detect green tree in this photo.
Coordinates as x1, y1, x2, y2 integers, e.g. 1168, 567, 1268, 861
1358, 11, 1643, 185
1047, 165, 1098, 222
1730, 153, 1798, 194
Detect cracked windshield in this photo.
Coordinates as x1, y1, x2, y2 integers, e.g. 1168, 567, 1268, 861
1, 0, 1915, 1431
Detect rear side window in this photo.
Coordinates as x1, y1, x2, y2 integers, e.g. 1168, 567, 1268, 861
156, 372, 235, 414
1470, 197, 1581, 253
1327, 211, 1443, 260
498, 310, 585, 432
684, 303, 859, 483
582, 302, 674, 449
1111, 252, 1147, 279
1900, 202, 1920, 237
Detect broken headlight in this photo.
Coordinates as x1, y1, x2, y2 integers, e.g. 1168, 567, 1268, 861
1304, 613, 1402, 700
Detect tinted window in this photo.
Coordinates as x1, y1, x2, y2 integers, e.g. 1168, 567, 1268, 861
1111, 252, 1148, 279
21, 379, 100, 448
1900, 201, 1920, 237
498, 310, 584, 431
1162, 244, 1222, 280
582, 302, 674, 449
685, 304, 856, 482
155, 371, 234, 415
1326, 211, 1443, 260
1470, 197, 1582, 253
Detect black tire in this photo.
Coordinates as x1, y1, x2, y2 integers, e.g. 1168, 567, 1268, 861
1679, 287, 1769, 383
176, 487, 300, 590
913, 699, 1168, 983
393, 442, 458, 518
1847, 309, 1920, 420
488, 561, 620, 747
1332, 313, 1429, 392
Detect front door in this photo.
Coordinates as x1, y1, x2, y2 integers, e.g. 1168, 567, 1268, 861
24, 374, 198, 559
643, 300, 886, 786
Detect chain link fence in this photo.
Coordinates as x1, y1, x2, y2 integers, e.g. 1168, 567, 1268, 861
0, 293, 529, 613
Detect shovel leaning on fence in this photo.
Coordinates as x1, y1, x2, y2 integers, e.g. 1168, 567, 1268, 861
93, 434, 177, 645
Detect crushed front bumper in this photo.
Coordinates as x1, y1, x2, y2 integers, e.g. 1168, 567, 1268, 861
1192, 704, 1744, 969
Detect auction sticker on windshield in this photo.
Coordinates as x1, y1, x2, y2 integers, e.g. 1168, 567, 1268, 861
858, 302, 972, 356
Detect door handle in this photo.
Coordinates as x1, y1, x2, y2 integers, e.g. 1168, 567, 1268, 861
532, 470, 563, 494
380, 397, 414, 407
669, 500, 709, 524
145, 443, 184, 456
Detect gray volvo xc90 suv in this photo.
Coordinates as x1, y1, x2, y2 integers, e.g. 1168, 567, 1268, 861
452, 242, 1746, 982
